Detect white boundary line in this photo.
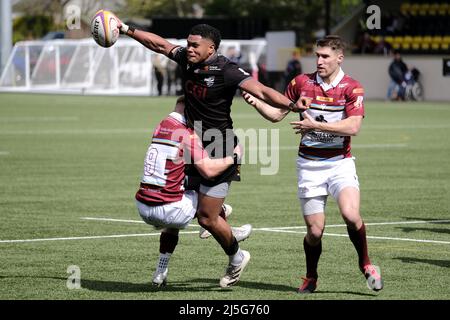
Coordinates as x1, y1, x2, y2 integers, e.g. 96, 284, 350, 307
256, 219, 450, 230
81, 217, 450, 229
0, 116, 79, 122
258, 229, 450, 244
81, 217, 145, 224
80, 217, 200, 228
248, 144, 408, 151
0, 151, 10, 156
1, 218, 448, 244
0, 231, 199, 243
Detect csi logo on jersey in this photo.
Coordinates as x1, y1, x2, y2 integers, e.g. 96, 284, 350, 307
238, 68, 250, 76
204, 76, 215, 87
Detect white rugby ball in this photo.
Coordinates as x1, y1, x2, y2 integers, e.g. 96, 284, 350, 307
91, 10, 119, 48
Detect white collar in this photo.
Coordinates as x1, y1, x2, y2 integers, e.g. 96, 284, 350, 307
168, 112, 186, 125
316, 68, 345, 91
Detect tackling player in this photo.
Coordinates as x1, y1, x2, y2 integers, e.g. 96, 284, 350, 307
242, 35, 383, 293
136, 97, 252, 287
114, 16, 307, 287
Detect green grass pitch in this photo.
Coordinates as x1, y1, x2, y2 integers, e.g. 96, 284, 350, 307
0, 93, 449, 300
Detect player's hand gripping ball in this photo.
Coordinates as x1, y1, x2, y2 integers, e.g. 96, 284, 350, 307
91, 10, 120, 48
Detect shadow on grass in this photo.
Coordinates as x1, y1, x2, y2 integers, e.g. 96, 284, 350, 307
312, 290, 378, 297
6, 276, 377, 296
393, 257, 450, 268
396, 226, 450, 235
402, 217, 450, 224
67, 277, 380, 297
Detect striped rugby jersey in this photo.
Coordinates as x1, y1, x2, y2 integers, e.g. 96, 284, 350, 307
285, 69, 365, 160
135, 112, 207, 205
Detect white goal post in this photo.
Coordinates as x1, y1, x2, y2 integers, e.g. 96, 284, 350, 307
0, 37, 267, 96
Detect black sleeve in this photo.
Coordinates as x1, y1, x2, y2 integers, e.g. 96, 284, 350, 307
168, 46, 187, 67
223, 62, 252, 88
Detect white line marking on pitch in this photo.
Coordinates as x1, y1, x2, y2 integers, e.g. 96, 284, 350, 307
80, 217, 200, 227
81, 217, 450, 229
0, 128, 151, 135
81, 217, 145, 224
0, 231, 199, 243
261, 219, 450, 230
258, 229, 450, 245
1, 218, 448, 244
0, 151, 10, 156
245, 144, 408, 152
0, 116, 79, 123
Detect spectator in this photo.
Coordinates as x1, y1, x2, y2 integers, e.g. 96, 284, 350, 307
284, 50, 302, 88
354, 32, 376, 54
152, 55, 166, 96
387, 50, 408, 101
166, 59, 179, 96
373, 37, 392, 56
225, 46, 242, 64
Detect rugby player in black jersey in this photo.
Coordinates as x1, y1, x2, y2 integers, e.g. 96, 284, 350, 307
114, 17, 307, 288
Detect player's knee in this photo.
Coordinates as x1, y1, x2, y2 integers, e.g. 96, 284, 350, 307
197, 211, 217, 229
307, 225, 324, 243
342, 212, 362, 229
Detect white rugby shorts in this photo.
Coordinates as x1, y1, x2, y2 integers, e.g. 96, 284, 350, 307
136, 190, 198, 229
296, 156, 360, 201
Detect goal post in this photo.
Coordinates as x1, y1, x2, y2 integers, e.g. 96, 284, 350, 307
0, 38, 267, 96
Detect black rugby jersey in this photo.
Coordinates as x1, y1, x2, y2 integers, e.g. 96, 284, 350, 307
169, 47, 251, 138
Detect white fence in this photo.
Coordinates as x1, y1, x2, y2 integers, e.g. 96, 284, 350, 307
0, 38, 267, 96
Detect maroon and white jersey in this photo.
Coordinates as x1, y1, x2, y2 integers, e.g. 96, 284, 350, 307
285, 69, 365, 160
135, 112, 207, 206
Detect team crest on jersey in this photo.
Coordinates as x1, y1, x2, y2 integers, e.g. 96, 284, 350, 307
354, 96, 364, 108
316, 96, 334, 102
204, 76, 215, 87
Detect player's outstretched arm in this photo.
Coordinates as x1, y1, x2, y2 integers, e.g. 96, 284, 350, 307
239, 78, 310, 113
194, 145, 242, 179
115, 15, 177, 56
241, 91, 289, 123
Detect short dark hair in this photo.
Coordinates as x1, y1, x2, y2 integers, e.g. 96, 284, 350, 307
189, 24, 221, 50
316, 35, 346, 53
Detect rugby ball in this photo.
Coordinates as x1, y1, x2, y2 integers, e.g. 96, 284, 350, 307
91, 10, 119, 48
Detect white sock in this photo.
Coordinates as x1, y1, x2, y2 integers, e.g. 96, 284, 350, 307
229, 248, 244, 266
156, 253, 171, 273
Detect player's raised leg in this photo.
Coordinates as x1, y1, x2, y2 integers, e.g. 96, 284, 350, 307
196, 191, 250, 288
338, 186, 383, 291
199, 203, 232, 239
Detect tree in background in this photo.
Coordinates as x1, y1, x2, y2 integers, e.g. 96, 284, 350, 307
12, 0, 125, 42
